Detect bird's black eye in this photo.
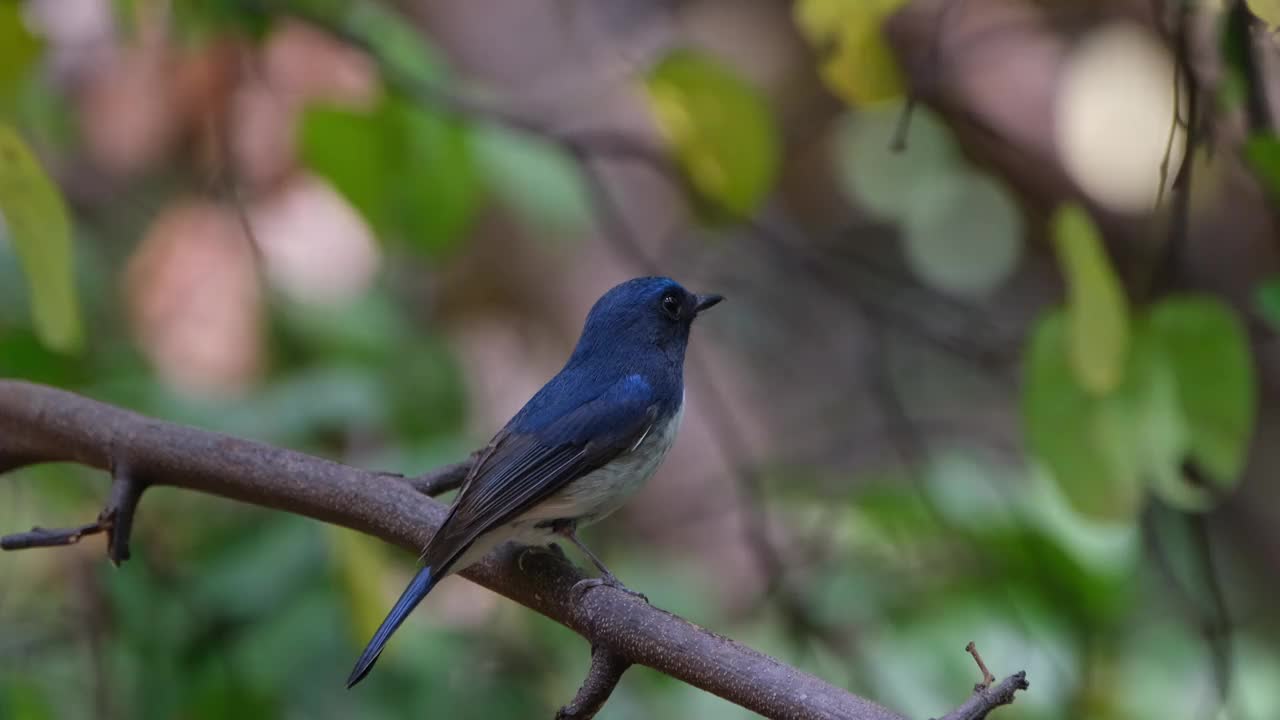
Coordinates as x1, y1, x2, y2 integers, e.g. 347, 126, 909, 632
660, 292, 681, 320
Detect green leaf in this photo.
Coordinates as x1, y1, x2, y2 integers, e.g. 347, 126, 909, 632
900, 169, 1023, 297
834, 101, 961, 221
1028, 296, 1257, 517
391, 99, 481, 256
1243, 134, 1280, 203
0, 4, 42, 116
0, 679, 56, 720
298, 106, 387, 234
167, 0, 272, 42
1218, 3, 1252, 114
0, 329, 85, 386
473, 126, 591, 236
1144, 295, 1255, 506
188, 664, 278, 720
1255, 275, 1280, 332
284, 0, 447, 89
298, 98, 480, 258
793, 0, 908, 106
644, 49, 779, 220
275, 289, 408, 363
0, 123, 81, 352
1052, 204, 1129, 395
1023, 310, 1144, 522
387, 337, 467, 441
340, 0, 447, 86
1125, 328, 1188, 498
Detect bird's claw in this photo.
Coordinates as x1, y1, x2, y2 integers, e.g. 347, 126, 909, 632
571, 574, 648, 603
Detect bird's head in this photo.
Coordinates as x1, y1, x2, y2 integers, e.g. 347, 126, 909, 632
571, 276, 722, 364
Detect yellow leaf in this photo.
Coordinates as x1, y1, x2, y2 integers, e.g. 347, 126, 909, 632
644, 50, 779, 220
794, 0, 909, 106
1247, 0, 1280, 28
1052, 204, 1129, 395
794, 0, 851, 44
0, 2, 43, 106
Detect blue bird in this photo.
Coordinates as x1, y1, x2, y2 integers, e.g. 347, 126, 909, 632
346, 276, 722, 688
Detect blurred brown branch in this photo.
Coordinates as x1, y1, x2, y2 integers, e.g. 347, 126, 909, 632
0, 379, 1031, 719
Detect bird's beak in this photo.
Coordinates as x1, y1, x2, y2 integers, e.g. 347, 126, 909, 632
694, 293, 724, 315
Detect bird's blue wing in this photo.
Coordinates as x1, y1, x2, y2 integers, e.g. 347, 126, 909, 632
348, 373, 658, 688
347, 376, 656, 689
422, 373, 659, 573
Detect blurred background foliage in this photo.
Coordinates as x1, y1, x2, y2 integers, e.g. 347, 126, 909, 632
2, 0, 1280, 718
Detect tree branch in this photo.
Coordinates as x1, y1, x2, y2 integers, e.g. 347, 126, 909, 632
936, 642, 1030, 720
1, 463, 147, 566
937, 673, 1030, 720
555, 645, 631, 720
407, 459, 473, 496
0, 379, 939, 720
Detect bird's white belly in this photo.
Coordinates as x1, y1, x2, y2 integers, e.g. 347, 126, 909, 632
534, 401, 683, 527
448, 402, 683, 573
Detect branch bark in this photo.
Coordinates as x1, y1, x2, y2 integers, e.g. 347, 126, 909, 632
1, 464, 146, 565
0, 379, 930, 720
936, 673, 1030, 720
403, 459, 473, 496
935, 642, 1030, 720
555, 646, 631, 720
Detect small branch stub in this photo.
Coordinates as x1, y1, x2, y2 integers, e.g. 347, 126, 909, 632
936, 642, 1030, 720
965, 641, 996, 689
407, 458, 474, 497
556, 645, 631, 720
1, 464, 148, 566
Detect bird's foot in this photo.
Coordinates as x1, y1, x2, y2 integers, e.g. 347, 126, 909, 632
571, 573, 648, 603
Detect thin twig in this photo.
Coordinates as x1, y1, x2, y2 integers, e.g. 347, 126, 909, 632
1226, 0, 1275, 134
1154, 50, 1182, 211
1191, 513, 1233, 714
891, 97, 918, 152
936, 642, 1027, 720
1142, 501, 1235, 719
965, 641, 996, 689
1, 520, 107, 551
556, 646, 631, 720
893, 0, 968, 151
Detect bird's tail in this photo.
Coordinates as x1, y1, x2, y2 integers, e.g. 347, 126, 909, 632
346, 565, 438, 688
